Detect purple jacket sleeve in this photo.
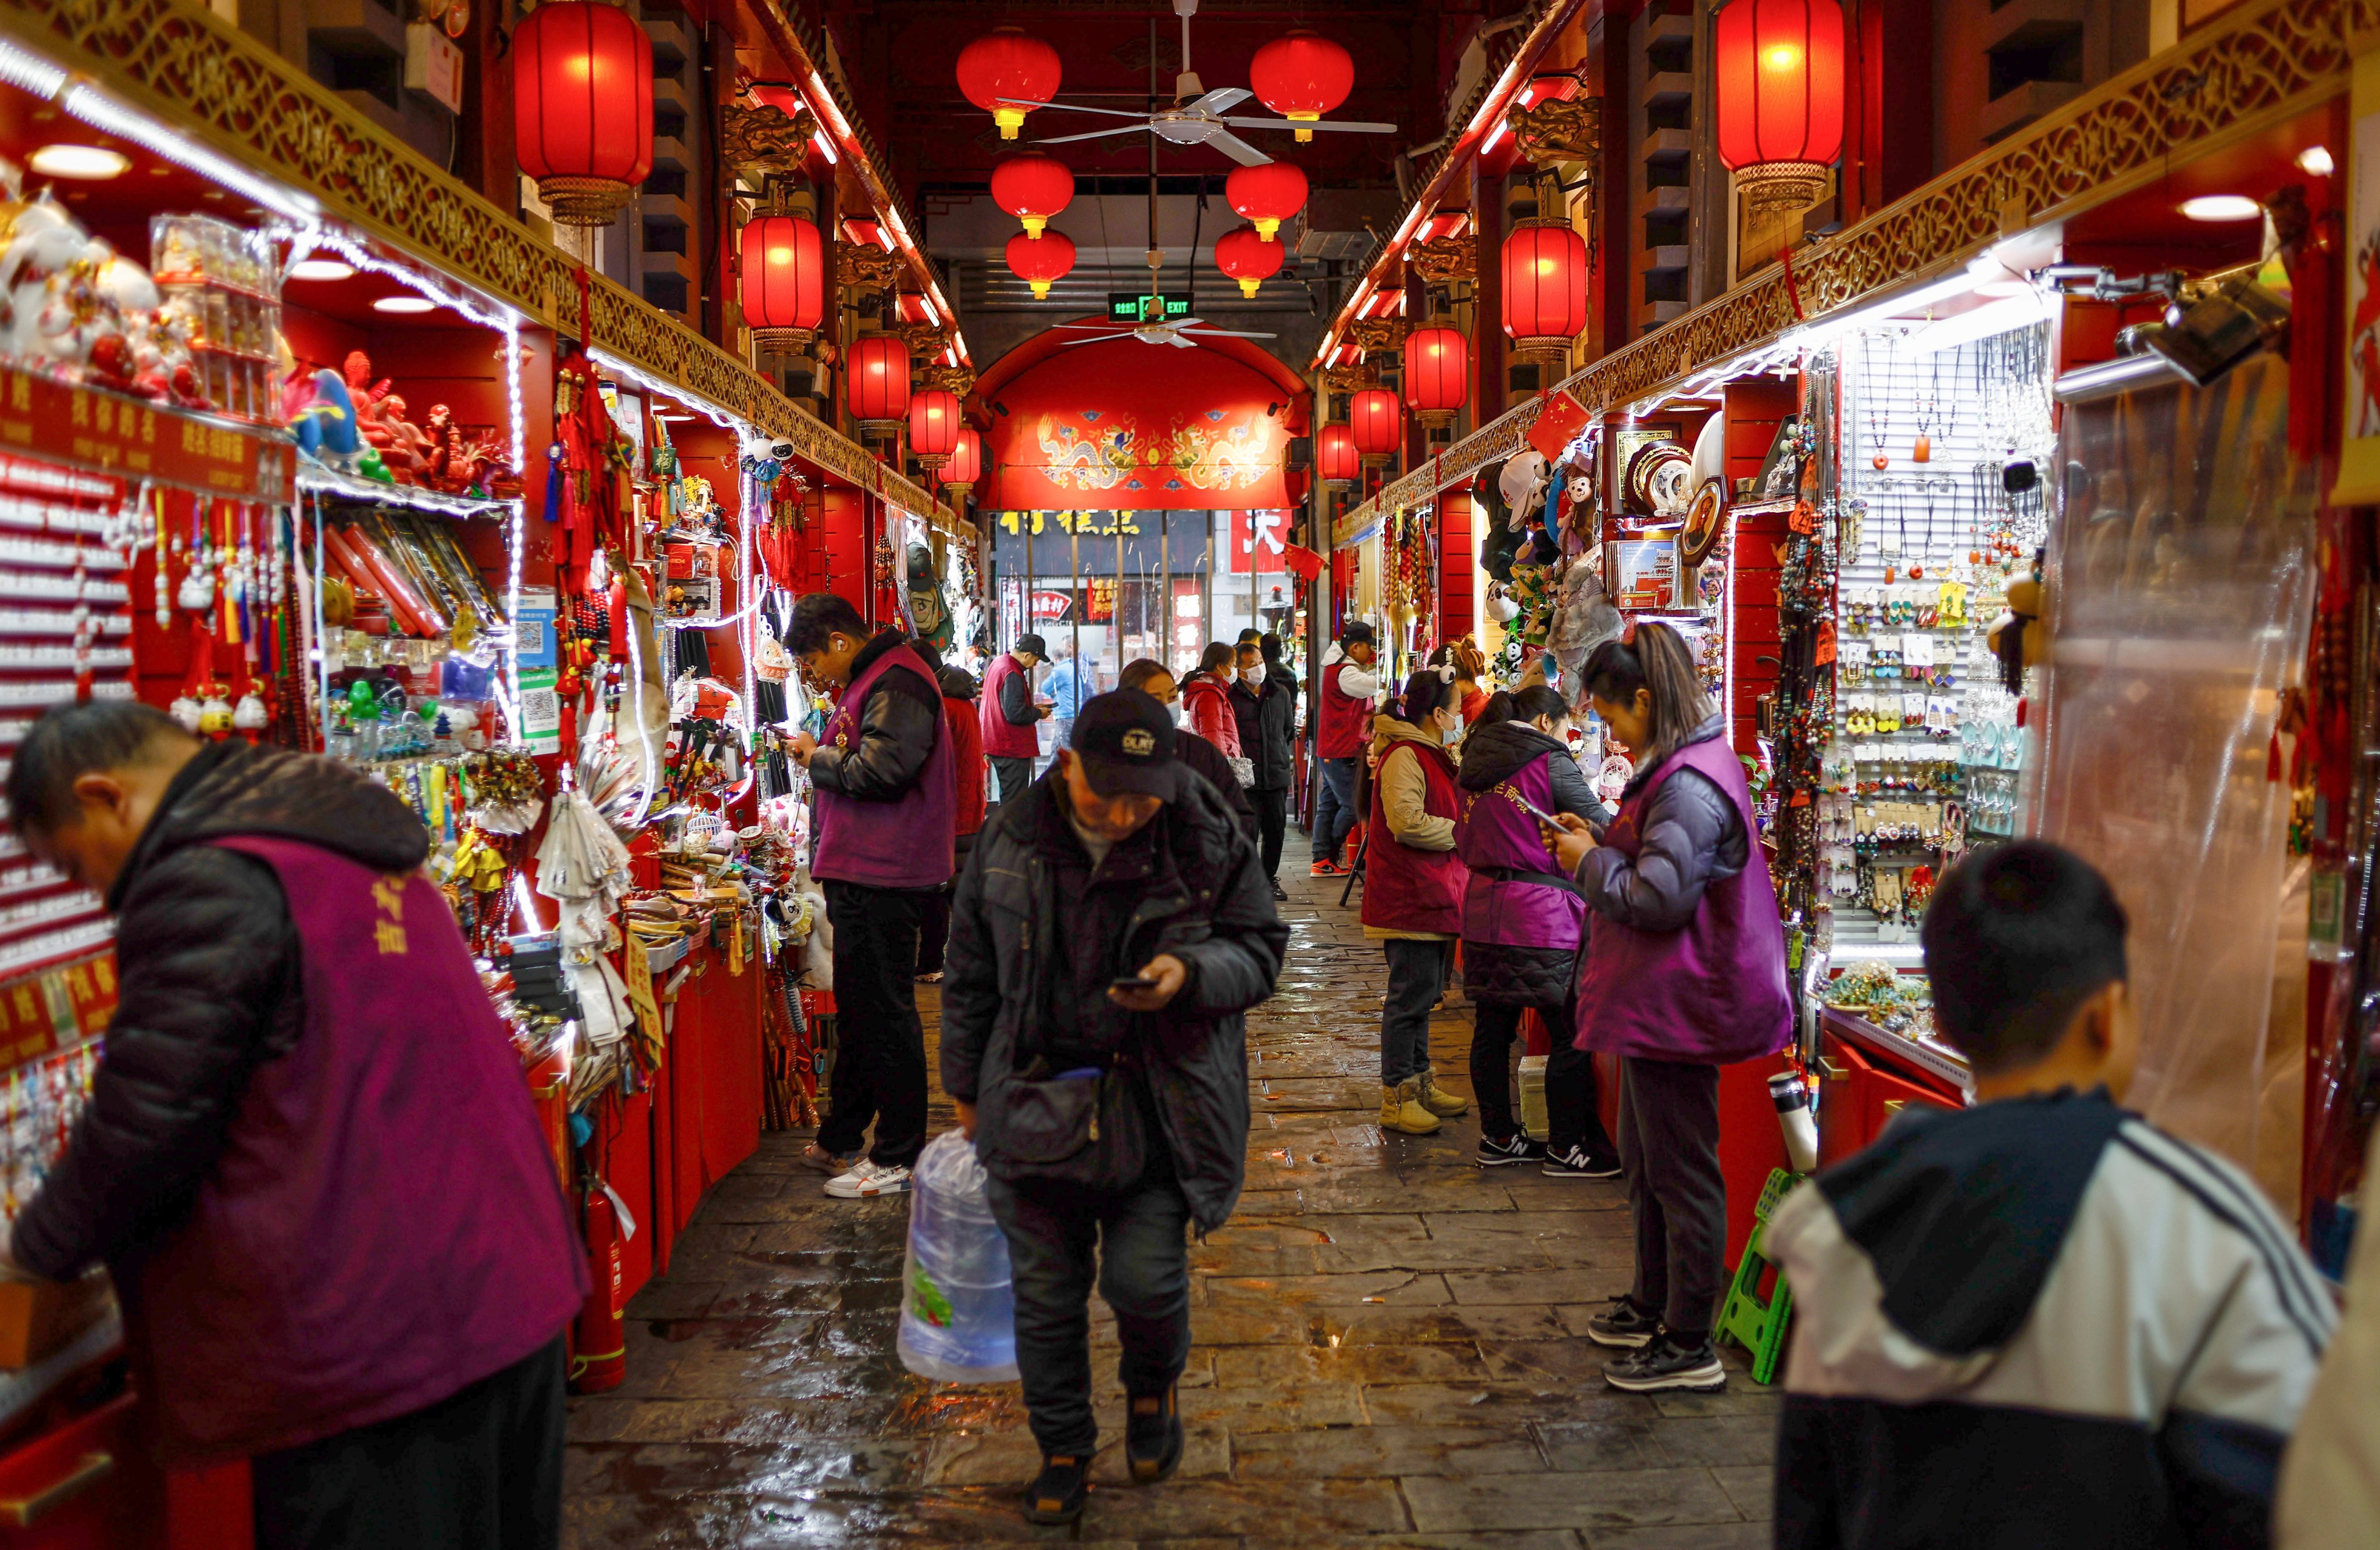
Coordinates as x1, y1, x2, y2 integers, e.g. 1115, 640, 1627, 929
1575, 768, 1742, 934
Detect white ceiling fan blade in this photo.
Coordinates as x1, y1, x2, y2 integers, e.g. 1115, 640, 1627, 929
1004, 99, 1150, 119
1218, 116, 1400, 135
1207, 130, 1273, 166
1166, 332, 1199, 347
1060, 333, 1130, 346
1053, 322, 1131, 330
1180, 327, 1280, 339
1170, 317, 1203, 329
1035, 125, 1153, 145
1189, 87, 1252, 115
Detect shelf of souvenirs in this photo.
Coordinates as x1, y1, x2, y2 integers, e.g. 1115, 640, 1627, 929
297, 463, 519, 521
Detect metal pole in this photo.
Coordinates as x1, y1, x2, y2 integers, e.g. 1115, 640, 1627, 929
1160, 516, 1171, 674
1070, 517, 1082, 697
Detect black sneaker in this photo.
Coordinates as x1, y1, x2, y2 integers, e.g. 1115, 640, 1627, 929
1476, 1133, 1546, 1168
1543, 1143, 1623, 1178
1583, 1296, 1661, 1349
1270, 880, 1288, 901
1025, 1453, 1090, 1524
1602, 1337, 1727, 1394
1124, 1385, 1184, 1483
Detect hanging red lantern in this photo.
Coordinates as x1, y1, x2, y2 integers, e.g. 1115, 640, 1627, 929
1250, 31, 1353, 143
1403, 322, 1468, 429
513, 1, 655, 227
1213, 227, 1284, 300
1502, 220, 1588, 369
957, 27, 1062, 141
738, 213, 824, 352
909, 388, 960, 470
1224, 161, 1309, 241
991, 154, 1075, 240
1350, 388, 1402, 462
846, 332, 912, 432
1006, 228, 1077, 299
1317, 421, 1360, 485
940, 427, 984, 502
1714, 0, 1847, 220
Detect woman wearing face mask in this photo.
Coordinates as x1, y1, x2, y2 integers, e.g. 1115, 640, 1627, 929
1116, 659, 1256, 837
1362, 667, 1473, 1134
1545, 623, 1790, 1396
1455, 683, 1621, 1177
1178, 642, 1244, 760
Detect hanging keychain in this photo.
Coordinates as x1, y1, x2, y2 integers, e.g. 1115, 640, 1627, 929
152, 487, 171, 628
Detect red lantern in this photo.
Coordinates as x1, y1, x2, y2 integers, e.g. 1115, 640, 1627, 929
513, 1, 654, 227
1350, 388, 1402, 460
957, 27, 1062, 141
1250, 31, 1353, 143
1317, 421, 1359, 485
738, 214, 824, 352
1502, 220, 1588, 367
941, 427, 984, 501
1403, 323, 1468, 427
909, 388, 960, 470
991, 154, 1075, 240
1213, 227, 1284, 301
846, 332, 912, 431
1224, 161, 1309, 241
1006, 228, 1077, 299
1714, 0, 1847, 220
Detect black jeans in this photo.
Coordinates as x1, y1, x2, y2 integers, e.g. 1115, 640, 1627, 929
1380, 937, 1451, 1085
1617, 1056, 1726, 1341
819, 879, 934, 1169
1470, 997, 1614, 1157
917, 883, 953, 976
252, 1335, 566, 1550
990, 756, 1033, 810
984, 1170, 1193, 1459
1312, 757, 1357, 864
1249, 785, 1288, 878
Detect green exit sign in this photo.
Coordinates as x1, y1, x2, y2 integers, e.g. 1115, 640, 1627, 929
1107, 292, 1193, 322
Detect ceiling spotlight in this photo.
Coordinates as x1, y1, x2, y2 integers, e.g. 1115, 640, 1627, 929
288, 259, 356, 283
2298, 145, 2336, 178
29, 145, 129, 180
371, 296, 437, 314
2178, 194, 2263, 222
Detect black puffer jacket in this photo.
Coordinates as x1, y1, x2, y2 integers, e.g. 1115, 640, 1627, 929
1455, 720, 1610, 1007
1228, 672, 1299, 791
1577, 713, 1747, 932
940, 770, 1285, 1230
807, 629, 942, 801
14, 743, 428, 1279
1174, 728, 1256, 835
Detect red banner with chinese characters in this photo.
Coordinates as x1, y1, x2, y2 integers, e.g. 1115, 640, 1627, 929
1225, 510, 1294, 573
989, 337, 1288, 510
0, 951, 116, 1076
0, 365, 291, 501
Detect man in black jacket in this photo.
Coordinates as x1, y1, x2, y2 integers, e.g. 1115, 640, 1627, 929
942, 691, 1285, 1527
785, 592, 954, 1199
1228, 633, 1298, 899
1116, 658, 1255, 836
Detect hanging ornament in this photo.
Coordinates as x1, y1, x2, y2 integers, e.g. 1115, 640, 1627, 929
956, 27, 1062, 141
1213, 226, 1284, 301
1224, 160, 1308, 241
513, 1, 656, 227
990, 153, 1075, 239
1005, 228, 1076, 300
1249, 30, 1354, 142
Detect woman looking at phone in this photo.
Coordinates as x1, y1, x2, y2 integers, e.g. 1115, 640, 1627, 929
1361, 666, 1474, 1135
1545, 623, 1790, 1395
1455, 683, 1621, 1177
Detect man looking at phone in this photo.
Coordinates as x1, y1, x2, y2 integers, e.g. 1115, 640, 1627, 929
939, 690, 1285, 1526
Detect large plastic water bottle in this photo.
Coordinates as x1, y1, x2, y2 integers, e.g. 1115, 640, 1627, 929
897, 1129, 1021, 1383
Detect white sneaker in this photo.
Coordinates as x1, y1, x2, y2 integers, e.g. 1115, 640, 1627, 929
823, 1160, 913, 1199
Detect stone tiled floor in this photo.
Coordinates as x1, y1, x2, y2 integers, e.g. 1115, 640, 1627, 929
563, 863, 1776, 1548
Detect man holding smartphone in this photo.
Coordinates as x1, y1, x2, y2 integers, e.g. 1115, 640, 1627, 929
939, 691, 1286, 1526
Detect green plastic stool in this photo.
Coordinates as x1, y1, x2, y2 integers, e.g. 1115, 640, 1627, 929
1716, 1167, 1803, 1386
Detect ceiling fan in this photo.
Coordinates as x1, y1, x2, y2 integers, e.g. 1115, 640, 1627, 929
1009, 1, 1393, 167
1052, 314, 1277, 349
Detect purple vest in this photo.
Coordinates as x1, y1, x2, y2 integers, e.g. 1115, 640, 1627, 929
1456, 752, 1588, 951
1573, 737, 1791, 1065
129, 837, 585, 1463
813, 641, 957, 890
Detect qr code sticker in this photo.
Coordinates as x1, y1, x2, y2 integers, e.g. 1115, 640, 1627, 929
517, 618, 548, 656
523, 686, 559, 729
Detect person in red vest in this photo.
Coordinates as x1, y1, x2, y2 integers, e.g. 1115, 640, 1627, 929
1, 701, 584, 1549
914, 637, 985, 982
1361, 666, 1474, 1135
1311, 621, 1381, 876
979, 633, 1049, 812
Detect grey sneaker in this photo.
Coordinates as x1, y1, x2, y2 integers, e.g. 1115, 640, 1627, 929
823, 1160, 913, 1199
1602, 1338, 1727, 1393
1584, 1296, 1661, 1349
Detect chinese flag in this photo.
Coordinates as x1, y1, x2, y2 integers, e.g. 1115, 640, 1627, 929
1527, 390, 1593, 462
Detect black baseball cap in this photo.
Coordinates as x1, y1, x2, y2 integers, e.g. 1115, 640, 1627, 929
1069, 690, 1183, 801
1016, 633, 1048, 658
1341, 621, 1377, 648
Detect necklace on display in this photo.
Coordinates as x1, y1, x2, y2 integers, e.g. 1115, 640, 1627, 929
1913, 352, 1938, 464
1863, 336, 1891, 470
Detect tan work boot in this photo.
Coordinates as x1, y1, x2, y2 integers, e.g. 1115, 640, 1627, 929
1379, 1078, 1443, 1134
1415, 1064, 1469, 1117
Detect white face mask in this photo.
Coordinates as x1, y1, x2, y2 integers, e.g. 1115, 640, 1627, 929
1440, 715, 1463, 747
1245, 663, 1266, 685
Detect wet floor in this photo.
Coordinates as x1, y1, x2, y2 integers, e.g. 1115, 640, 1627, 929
563, 865, 1775, 1548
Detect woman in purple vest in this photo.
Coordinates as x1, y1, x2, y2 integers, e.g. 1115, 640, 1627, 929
1547, 623, 1790, 1397
1455, 683, 1620, 1178
1360, 667, 1473, 1135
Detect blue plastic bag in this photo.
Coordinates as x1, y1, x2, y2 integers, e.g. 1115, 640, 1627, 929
897, 1128, 1021, 1383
